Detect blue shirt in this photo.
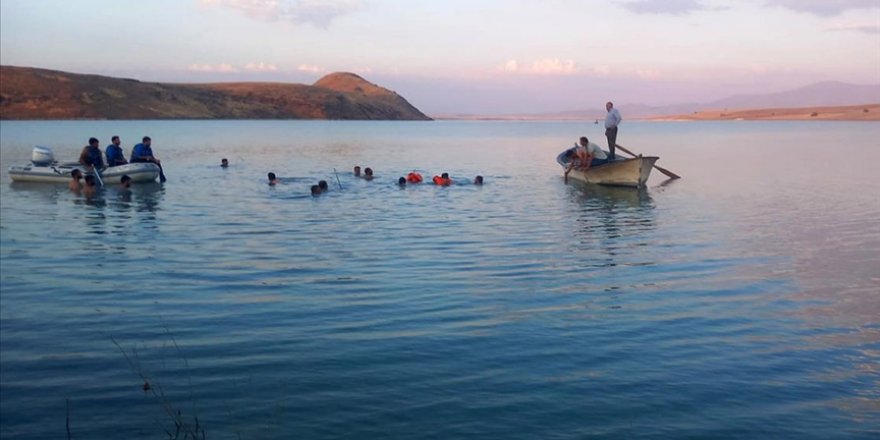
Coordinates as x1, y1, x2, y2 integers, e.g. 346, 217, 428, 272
105, 144, 126, 166
130, 143, 154, 162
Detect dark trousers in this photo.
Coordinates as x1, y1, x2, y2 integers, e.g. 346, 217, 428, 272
605, 127, 618, 160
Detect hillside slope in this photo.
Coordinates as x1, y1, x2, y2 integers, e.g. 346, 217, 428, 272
0, 66, 431, 120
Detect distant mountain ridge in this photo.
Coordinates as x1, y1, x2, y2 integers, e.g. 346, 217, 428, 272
0, 66, 431, 120
439, 81, 880, 120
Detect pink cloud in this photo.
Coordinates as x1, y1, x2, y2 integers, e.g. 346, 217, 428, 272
187, 63, 238, 72
498, 58, 578, 75
825, 23, 880, 34
297, 64, 325, 73
765, 0, 879, 17
200, 0, 361, 27
244, 62, 278, 71
621, 0, 710, 15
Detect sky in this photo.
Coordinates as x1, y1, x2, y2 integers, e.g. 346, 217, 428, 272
1, 0, 879, 115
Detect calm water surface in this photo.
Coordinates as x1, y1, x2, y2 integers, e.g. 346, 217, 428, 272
1, 120, 879, 439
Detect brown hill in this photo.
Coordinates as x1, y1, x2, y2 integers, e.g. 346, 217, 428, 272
0, 66, 431, 120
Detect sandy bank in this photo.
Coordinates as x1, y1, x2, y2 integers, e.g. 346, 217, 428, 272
651, 104, 880, 121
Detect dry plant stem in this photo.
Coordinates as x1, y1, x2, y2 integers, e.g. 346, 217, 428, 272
110, 336, 204, 439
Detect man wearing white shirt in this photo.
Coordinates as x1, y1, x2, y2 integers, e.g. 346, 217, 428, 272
604, 101, 622, 160
564, 136, 609, 180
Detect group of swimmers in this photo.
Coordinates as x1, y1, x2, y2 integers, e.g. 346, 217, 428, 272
355, 166, 483, 188
68, 169, 131, 196
264, 165, 485, 196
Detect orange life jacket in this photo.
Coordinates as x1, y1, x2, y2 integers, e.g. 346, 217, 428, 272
433, 176, 452, 186
407, 172, 423, 183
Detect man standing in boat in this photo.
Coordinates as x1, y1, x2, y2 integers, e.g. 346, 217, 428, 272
105, 135, 128, 167
130, 136, 167, 182
79, 137, 105, 171
604, 101, 622, 160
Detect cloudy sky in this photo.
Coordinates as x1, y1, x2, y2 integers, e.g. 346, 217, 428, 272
1, 0, 878, 114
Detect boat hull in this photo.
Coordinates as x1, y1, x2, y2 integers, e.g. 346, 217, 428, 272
8, 162, 160, 184
557, 148, 657, 187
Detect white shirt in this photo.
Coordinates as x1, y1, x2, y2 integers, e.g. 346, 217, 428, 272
585, 142, 607, 160
578, 142, 608, 160
605, 107, 622, 129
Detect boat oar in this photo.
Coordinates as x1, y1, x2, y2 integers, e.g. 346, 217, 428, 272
92, 167, 104, 186
615, 144, 681, 179
156, 162, 167, 182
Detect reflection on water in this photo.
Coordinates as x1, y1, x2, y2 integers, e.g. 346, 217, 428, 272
2, 120, 879, 440
566, 184, 656, 271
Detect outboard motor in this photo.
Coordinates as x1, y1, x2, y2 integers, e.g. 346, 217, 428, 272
31, 146, 55, 166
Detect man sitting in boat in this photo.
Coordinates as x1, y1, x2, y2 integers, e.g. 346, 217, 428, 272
130, 136, 167, 182
130, 136, 160, 165
79, 137, 105, 171
105, 135, 128, 167
564, 136, 608, 177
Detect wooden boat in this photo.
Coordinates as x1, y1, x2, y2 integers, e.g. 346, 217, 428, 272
557, 147, 658, 187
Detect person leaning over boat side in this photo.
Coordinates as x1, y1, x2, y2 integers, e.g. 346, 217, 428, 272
79, 137, 105, 171
579, 136, 608, 170
604, 101, 622, 160
564, 137, 608, 180
105, 135, 128, 167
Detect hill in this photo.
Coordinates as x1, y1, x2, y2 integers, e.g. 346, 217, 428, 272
0, 66, 431, 120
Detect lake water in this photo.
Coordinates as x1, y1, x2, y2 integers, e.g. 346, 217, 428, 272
1, 120, 878, 439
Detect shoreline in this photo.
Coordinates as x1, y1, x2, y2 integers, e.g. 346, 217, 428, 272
433, 103, 880, 122
650, 103, 880, 122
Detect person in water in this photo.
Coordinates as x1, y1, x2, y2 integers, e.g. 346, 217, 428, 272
79, 137, 105, 171
474, 175, 484, 185
120, 174, 132, 189
105, 136, 128, 167
398, 177, 407, 186
318, 180, 329, 192
406, 172, 423, 183
310, 185, 321, 196
221, 158, 229, 168
82, 174, 98, 197
268, 172, 280, 185
69, 169, 83, 192
363, 167, 374, 180
433, 172, 452, 186
130, 136, 166, 182
353, 166, 361, 177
